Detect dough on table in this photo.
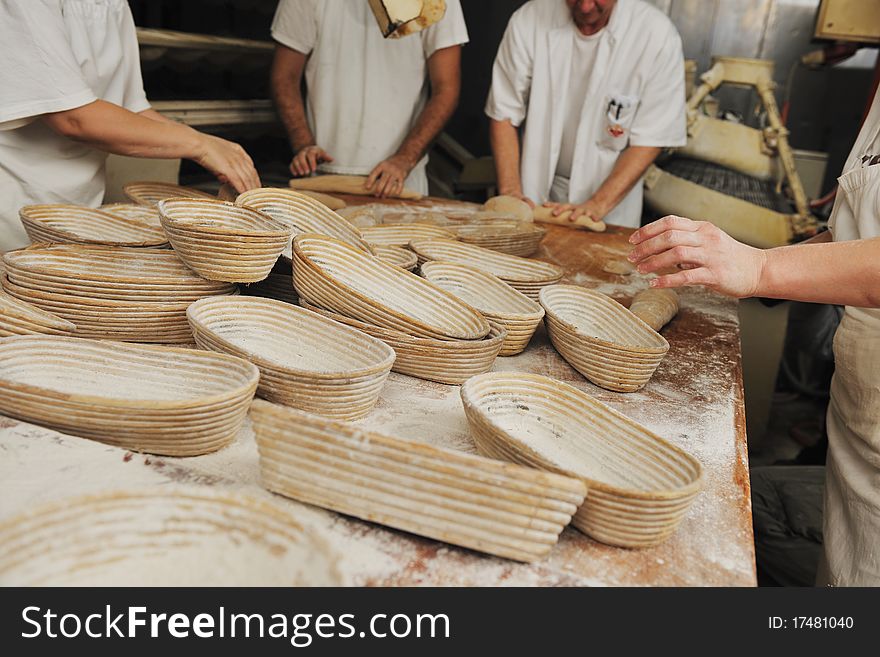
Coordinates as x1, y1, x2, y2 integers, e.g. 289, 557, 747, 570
629, 288, 679, 331
482, 195, 534, 223
603, 259, 635, 276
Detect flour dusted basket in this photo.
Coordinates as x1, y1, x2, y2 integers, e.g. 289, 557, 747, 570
2, 244, 236, 343
460, 372, 703, 548
0, 291, 76, 337
300, 300, 506, 385
187, 296, 394, 420
0, 487, 342, 586
123, 181, 215, 206
361, 223, 457, 246
409, 238, 563, 301
19, 204, 167, 247
158, 198, 291, 283
293, 234, 490, 340
454, 222, 546, 257
235, 188, 371, 255
251, 399, 586, 562
420, 262, 544, 356
540, 285, 669, 392
371, 244, 418, 271
100, 203, 162, 229
0, 336, 258, 456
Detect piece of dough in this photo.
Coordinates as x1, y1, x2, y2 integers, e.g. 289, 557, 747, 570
532, 205, 606, 232
629, 289, 679, 331
298, 190, 347, 210
603, 259, 635, 276
482, 195, 534, 223
336, 205, 380, 228
217, 183, 236, 202
289, 174, 423, 200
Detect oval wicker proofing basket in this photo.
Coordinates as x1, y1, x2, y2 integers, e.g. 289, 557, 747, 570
100, 203, 162, 228
187, 297, 394, 420
0, 336, 259, 456
250, 399, 586, 562
2, 245, 236, 343
454, 222, 546, 257
408, 238, 563, 301
235, 188, 371, 254
420, 262, 544, 356
0, 487, 342, 586
370, 244, 418, 271
539, 285, 669, 393
158, 198, 291, 283
361, 224, 457, 247
292, 234, 490, 341
0, 291, 76, 337
300, 300, 506, 385
460, 372, 703, 548
19, 204, 168, 248
123, 181, 215, 206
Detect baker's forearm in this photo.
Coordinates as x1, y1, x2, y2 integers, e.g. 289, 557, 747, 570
489, 118, 524, 195
270, 47, 315, 153
44, 100, 202, 159
393, 90, 457, 167
757, 237, 880, 307
138, 107, 179, 126
273, 83, 314, 152
394, 46, 461, 167
590, 145, 661, 215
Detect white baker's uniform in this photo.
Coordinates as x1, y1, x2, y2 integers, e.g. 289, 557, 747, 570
485, 0, 686, 227
271, 0, 469, 195
819, 85, 880, 586
0, 0, 150, 253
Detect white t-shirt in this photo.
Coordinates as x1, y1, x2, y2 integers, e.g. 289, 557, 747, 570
484, 0, 687, 227
271, 0, 469, 193
0, 0, 150, 253
556, 25, 603, 180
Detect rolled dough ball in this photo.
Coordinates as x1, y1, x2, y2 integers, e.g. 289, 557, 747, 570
482, 195, 534, 223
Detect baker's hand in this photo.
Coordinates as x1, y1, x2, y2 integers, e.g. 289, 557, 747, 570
194, 133, 261, 193
290, 145, 333, 177
543, 199, 605, 223
366, 155, 414, 198
627, 215, 767, 298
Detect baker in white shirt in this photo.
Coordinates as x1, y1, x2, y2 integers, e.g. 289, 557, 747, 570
485, 0, 687, 228
269, 0, 469, 197
0, 0, 261, 253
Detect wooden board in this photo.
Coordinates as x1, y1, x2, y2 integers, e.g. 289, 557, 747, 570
0, 196, 756, 587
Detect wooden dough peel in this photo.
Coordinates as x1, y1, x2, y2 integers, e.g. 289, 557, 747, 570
290, 174, 422, 200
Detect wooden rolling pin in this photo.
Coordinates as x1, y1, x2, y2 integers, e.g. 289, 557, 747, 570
532, 205, 606, 232
290, 174, 423, 200
629, 288, 679, 331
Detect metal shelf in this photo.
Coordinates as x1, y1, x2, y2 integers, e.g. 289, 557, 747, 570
136, 28, 273, 54
152, 100, 277, 127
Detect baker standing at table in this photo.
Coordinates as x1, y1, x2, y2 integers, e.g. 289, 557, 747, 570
628, 83, 880, 586
0, 0, 261, 254
485, 0, 686, 228
269, 0, 468, 197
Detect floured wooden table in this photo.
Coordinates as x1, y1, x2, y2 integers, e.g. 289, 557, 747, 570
0, 196, 756, 587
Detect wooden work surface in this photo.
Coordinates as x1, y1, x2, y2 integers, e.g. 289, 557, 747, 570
0, 195, 756, 587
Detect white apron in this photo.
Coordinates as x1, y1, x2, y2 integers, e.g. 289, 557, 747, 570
820, 89, 880, 586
